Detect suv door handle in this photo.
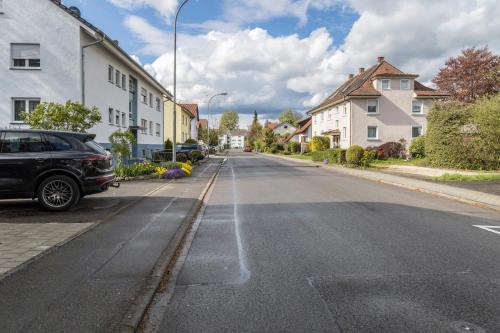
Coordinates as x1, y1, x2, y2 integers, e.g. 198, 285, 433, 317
35, 158, 47, 163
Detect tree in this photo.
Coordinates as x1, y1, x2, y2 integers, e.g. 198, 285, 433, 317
164, 138, 173, 150
185, 138, 198, 144
199, 127, 219, 146
278, 109, 303, 127
109, 130, 136, 165
22, 100, 102, 132
219, 111, 239, 132
247, 110, 263, 147
433, 46, 500, 103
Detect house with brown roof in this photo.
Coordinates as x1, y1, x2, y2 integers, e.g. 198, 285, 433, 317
179, 103, 199, 141
285, 117, 312, 144
307, 57, 448, 149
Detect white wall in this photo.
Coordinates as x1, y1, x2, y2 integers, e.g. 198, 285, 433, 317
190, 118, 198, 141
0, 0, 81, 127
311, 101, 351, 148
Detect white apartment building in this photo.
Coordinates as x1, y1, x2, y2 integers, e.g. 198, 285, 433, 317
0, 0, 171, 158
219, 129, 247, 149
308, 57, 448, 149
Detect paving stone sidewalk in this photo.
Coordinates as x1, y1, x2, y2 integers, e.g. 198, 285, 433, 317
265, 153, 500, 212
0, 223, 93, 275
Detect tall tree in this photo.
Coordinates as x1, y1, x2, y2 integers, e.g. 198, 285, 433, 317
278, 109, 303, 127
219, 111, 239, 132
247, 110, 263, 146
433, 46, 500, 103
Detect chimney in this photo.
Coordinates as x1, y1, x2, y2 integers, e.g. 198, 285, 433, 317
348, 73, 354, 79
377, 56, 385, 63
358, 67, 365, 74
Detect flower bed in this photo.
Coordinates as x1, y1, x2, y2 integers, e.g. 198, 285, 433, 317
115, 160, 194, 180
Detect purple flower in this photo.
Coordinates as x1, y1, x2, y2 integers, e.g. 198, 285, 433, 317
164, 168, 185, 179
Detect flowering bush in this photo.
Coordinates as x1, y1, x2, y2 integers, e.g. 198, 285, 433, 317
164, 168, 185, 179
115, 162, 159, 177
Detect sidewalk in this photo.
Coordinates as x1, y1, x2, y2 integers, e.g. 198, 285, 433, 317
0, 158, 222, 333
264, 154, 500, 212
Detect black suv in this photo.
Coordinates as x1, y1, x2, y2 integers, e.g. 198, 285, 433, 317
0, 129, 115, 211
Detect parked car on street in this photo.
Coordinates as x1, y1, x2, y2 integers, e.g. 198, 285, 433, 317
244, 145, 253, 152
176, 144, 205, 161
0, 129, 116, 211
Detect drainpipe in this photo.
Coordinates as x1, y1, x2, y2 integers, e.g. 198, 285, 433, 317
81, 33, 104, 106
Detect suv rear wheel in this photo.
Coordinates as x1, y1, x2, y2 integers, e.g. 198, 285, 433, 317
37, 175, 80, 211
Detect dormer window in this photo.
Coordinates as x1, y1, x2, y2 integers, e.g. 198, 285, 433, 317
400, 79, 410, 90
381, 79, 391, 90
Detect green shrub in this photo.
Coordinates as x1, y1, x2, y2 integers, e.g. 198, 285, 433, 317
311, 150, 326, 162
409, 135, 426, 158
176, 152, 188, 163
289, 141, 299, 153
184, 138, 198, 144
310, 136, 330, 152
190, 150, 202, 162
346, 145, 364, 166
325, 148, 342, 164
283, 151, 291, 155
361, 149, 377, 167
471, 94, 500, 170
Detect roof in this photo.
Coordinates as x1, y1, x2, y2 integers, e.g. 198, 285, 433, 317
49, 0, 171, 98
179, 103, 199, 119
284, 118, 311, 142
275, 120, 296, 129
198, 119, 208, 129
308, 58, 448, 114
266, 122, 278, 129
227, 129, 248, 137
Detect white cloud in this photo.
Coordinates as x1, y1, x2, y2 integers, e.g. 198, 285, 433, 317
121, 0, 500, 118
107, 0, 178, 22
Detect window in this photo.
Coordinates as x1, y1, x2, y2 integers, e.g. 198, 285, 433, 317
335, 107, 339, 114
328, 110, 332, 120
342, 127, 347, 139
141, 88, 147, 104
367, 100, 378, 113
115, 70, 121, 87
400, 79, 410, 90
108, 65, 114, 83
343, 104, 347, 115
108, 108, 114, 124
1, 132, 44, 153
12, 98, 40, 122
149, 93, 153, 108
155, 123, 160, 137
412, 100, 423, 114
412, 126, 423, 138
320, 112, 324, 122
115, 111, 120, 126
122, 74, 127, 91
368, 126, 378, 139
46, 135, 72, 151
335, 120, 339, 128
149, 121, 153, 135
141, 119, 147, 134
381, 79, 391, 90
11, 44, 40, 69
122, 112, 126, 127
156, 98, 161, 112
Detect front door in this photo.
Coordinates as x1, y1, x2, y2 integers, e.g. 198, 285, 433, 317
332, 135, 340, 148
0, 131, 52, 196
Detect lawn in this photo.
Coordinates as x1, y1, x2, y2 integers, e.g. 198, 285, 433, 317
282, 154, 312, 160
433, 173, 500, 182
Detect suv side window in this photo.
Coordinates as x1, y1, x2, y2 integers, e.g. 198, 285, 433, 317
0, 132, 44, 153
46, 134, 72, 151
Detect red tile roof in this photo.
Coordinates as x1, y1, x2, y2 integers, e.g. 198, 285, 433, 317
198, 119, 208, 129
308, 58, 448, 114
179, 103, 199, 119
285, 118, 311, 142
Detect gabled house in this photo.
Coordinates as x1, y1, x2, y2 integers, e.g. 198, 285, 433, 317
285, 117, 312, 144
0, 0, 171, 159
307, 57, 448, 149
179, 103, 199, 142
164, 101, 194, 143
273, 121, 297, 136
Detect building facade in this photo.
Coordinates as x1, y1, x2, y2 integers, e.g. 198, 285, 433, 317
164, 100, 194, 144
273, 121, 297, 136
219, 129, 247, 149
308, 57, 448, 149
0, 0, 171, 158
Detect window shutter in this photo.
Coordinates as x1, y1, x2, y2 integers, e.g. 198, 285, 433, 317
12, 44, 40, 58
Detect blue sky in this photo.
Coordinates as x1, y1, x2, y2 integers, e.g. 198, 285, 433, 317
62, 0, 499, 127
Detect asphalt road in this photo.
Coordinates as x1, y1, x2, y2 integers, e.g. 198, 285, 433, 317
156, 151, 500, 333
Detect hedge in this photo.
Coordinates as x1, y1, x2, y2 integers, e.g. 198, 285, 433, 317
409, 135, 426, 158
311, 150, 326, 162
310, 136, 330, 152
346, 145, 364, 166
289, 141, 299, 153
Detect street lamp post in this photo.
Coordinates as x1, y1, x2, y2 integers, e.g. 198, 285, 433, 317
172, 0, 191, 163
207, 92, 228, 157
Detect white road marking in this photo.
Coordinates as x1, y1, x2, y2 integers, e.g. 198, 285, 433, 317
473, 225, 500, 235
231, 163, 251, 283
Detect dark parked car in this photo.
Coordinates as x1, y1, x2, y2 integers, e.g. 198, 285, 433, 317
0, 129, 116, 211
176, 144, 204, 160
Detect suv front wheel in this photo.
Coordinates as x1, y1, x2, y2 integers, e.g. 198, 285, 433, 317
37, 175, 80, 211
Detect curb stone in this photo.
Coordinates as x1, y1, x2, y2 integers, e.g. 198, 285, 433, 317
120, 159, 224, 333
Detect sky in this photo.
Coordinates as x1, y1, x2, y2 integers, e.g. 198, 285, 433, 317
64, 0, 500, 128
